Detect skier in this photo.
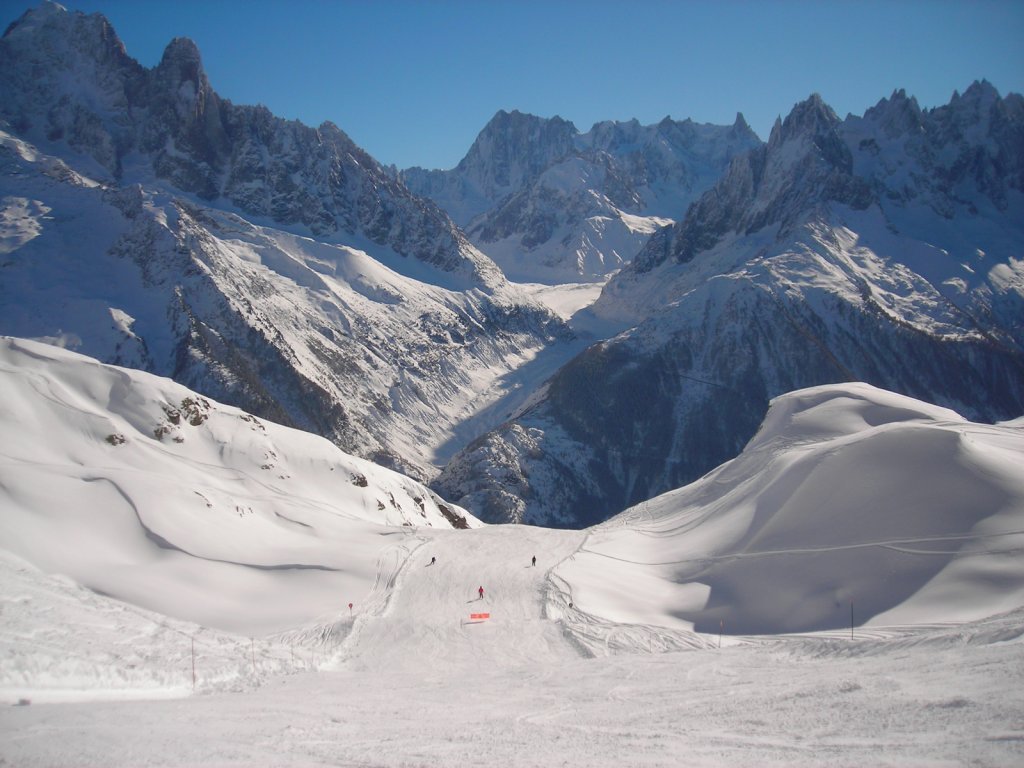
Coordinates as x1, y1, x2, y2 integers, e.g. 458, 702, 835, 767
430, 556, 436, 566
531, 555, 536, 567
478, 585, 484, 600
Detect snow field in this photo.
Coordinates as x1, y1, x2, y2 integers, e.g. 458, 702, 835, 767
0, 550, 344, 705
2, 341, 1024, 765
0, 337, 480, 638
3, 607, 1022, 767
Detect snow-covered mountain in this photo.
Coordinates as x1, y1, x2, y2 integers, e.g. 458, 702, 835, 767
3, 2, 1023, 537
436, 85, 1024, 526
402, 109, 760, 283
0, 2, 569, 480
0, 1, 498, 286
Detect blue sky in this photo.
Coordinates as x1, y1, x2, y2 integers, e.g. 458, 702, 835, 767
5, 0, 1023, 170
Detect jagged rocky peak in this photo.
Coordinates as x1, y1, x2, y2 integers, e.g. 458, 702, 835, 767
5, 0, 74, 39
155, 36, 206, 90
952, 79, 1000, 108
2, 1, 133, 72
851, 80, 1023, 214
149, 35, 222, 135
0, 2, 144, 171
4, 0, 62, 26
935, 79, 1005, 140
584, 117, 644, 148
765, 92, 862, 185
769, 93, 840, 147
457, 109, 579, 190
476, 108, 578, 146
862, 88, 924, 137
629, 93, 874, 273
0, 2, 508, 286
317, 120, 359, 151
731, 111, 753, 135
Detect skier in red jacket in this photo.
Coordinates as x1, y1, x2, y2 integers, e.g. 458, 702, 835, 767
478, 585, 484, 600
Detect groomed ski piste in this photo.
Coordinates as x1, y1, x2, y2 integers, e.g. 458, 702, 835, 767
1, 337, 1023, 766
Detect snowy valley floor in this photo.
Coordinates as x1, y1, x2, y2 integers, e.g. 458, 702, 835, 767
3, 614, 1023, 767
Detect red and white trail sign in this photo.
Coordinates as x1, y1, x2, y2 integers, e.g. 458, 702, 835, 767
469, 612, 490, 620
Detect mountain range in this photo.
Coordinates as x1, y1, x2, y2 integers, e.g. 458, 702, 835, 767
435, 83, 1024, 525
2, 2, 1022, 529
0, 1, 568, 482
401, 109, 760, 283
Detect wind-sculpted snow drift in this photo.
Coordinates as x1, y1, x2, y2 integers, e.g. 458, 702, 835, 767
562, 383, 1024, 635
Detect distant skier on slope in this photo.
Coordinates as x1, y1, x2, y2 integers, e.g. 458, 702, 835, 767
478, 585, 484, 600
531, 555, 536, 567
430, 556, 436, 566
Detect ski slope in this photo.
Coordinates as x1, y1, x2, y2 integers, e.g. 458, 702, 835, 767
332, 524, 587, 674
2, 338, 1023, 766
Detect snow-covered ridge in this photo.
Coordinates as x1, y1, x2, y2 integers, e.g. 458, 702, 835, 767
0, 336, 478, 638
565, 383, 1024, 634
0, 123, 571, 481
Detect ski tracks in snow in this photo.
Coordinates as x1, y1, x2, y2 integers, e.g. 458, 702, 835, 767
326, 528, 429, 669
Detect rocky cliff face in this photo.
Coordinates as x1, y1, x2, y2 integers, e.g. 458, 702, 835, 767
434, 88, 1024, 527
403, 110, 761, 283
630, 94, 874, 275
401, 110, 580, 228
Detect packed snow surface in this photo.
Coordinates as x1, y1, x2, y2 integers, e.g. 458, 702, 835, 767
2, 339, 1023, 766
